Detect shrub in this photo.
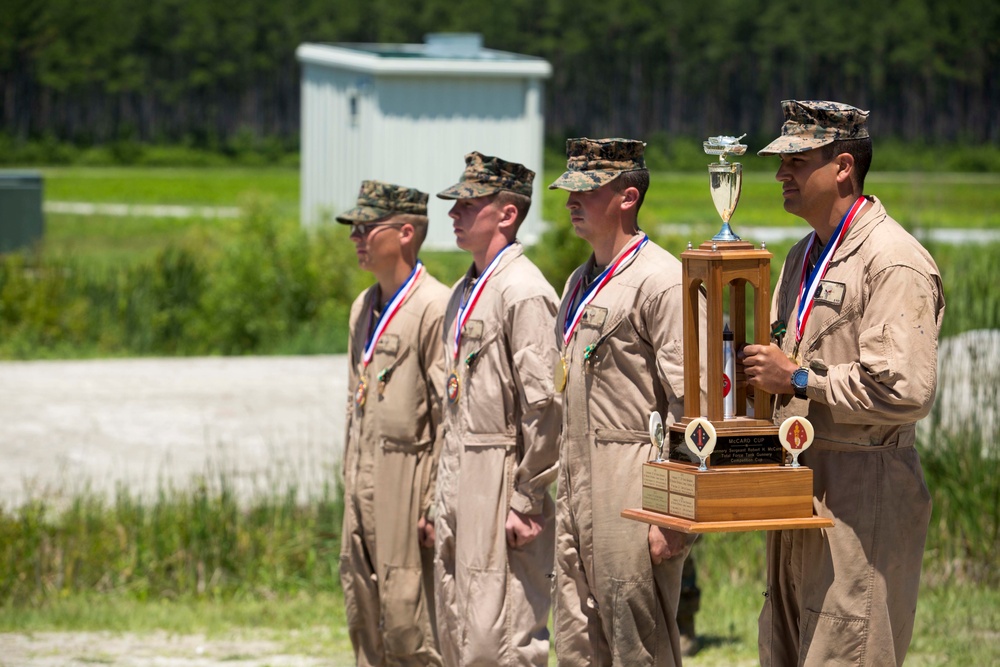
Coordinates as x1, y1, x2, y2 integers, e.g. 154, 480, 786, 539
0, 206, 363, 358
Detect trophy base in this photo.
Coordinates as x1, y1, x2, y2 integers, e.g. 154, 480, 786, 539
621, 507, 834, 534
638, 460, 817, 525
669, 418, 784, 466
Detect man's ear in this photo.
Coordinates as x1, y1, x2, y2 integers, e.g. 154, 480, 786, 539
620, 186, 640, 211
497, 203, 519, 230
397, 222, 415, 246
835, 152, 855, 185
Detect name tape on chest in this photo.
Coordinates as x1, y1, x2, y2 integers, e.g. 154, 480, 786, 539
462, 319, 484, 340
375, 334, 400, 355
581, 305, 608, 328
814, 280, 846, 306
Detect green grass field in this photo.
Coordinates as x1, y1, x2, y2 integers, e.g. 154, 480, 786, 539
2, 573, 995, 664
41, 166, 299, 206
37, 166, 1000, 231
3, 165, 997, 356
29, 166, 1000, 282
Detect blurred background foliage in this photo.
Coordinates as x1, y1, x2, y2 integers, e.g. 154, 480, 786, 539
1, 198, 996, 359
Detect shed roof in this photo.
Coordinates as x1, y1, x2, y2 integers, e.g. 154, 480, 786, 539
296, 35, 552, 78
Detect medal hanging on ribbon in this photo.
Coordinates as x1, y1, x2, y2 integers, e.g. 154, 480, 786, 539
553, 357, 568, 393
791, 197, 866, 362
354, 378, 368, 408
555, 234, 648, 391
355, 262, 424, 408
446, 372, 461, 404
448, 245, 513, 404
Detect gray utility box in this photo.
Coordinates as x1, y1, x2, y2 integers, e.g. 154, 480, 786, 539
0, 171, 44, 253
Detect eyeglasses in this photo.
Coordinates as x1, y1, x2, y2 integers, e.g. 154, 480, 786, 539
349, 222, 403, 237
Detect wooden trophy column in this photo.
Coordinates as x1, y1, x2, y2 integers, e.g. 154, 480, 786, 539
682, 239, 773, 432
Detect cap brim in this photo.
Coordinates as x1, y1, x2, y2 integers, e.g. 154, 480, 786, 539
436, 181, 503, 200
547, 169, 621, 192
334, 206, 392, 223
757, 135, 834, 156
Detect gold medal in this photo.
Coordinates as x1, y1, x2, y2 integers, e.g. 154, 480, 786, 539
447, 371, 461, 404
354, 378, 367, 408
553, 356, 567, 392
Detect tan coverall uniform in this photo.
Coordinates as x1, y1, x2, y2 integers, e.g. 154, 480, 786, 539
434, 243, 561, 666
553, 239, 697, 666
759, 197, 945, 666
341, 271, 450, 666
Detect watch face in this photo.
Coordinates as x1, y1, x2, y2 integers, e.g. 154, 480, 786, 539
792, 368, 809, 390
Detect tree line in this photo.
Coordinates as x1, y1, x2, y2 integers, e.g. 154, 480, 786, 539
1, 0, 997, 148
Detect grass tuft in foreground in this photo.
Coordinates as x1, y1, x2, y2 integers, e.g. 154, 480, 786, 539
0, 475, 344, 606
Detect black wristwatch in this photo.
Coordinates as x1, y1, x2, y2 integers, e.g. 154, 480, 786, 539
791, 367, 809, 398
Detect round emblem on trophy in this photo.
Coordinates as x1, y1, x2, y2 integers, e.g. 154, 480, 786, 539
778, 416, 815, 467
648, 411, 665, 462
683, 418, 717, 471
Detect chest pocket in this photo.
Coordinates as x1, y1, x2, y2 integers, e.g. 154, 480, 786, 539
580, 313, 628, 371
374, 346, 426, 444
462, 329, 516, 440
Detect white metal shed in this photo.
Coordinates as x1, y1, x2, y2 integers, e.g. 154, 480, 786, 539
296, 34, 552, 248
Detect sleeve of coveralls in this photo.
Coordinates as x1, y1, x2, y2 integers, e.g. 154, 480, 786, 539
808, 264, 945, 424
646, 284, 701, 428
342, 297, 364, 481
508, 294, 562, 516
342, 356, 354, 480
418, 294, 448, 519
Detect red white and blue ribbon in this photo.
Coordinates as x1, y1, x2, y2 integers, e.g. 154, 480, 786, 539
361, 261, 424, 369
562, 234, 648, 346
795, 196, 867, 344
452, 245, 513, 360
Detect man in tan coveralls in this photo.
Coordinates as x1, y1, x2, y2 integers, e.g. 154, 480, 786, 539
548, 138, 698, 665
432, 152, 561, 666
338, 180, 449, 666
742, 101, 945, 666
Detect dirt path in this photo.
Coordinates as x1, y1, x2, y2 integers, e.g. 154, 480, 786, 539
45, 201, 241, 218
0, 355, 348, 508
0, 355, 356, 664
0, 630, 349, 667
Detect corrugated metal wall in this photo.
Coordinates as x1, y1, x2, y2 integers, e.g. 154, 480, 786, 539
301, 64, 546, 249
300, 63, 370, 227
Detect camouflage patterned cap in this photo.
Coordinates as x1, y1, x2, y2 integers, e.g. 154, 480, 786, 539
436, 151, 535, 200
335, 180, 429, 223
548, 138, 646, 192
758, 100, 870, 156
